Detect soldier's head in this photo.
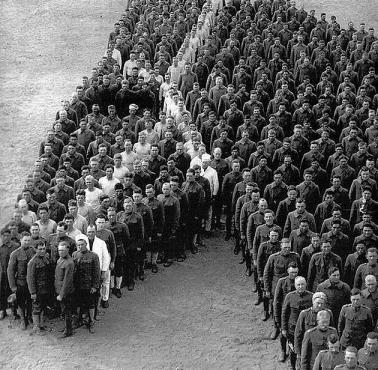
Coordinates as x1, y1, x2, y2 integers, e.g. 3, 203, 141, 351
327, 334, 340, 354
367, 247, 378, 266
58, 241, 69, 258
350, 288, 361, 308
365, 332, 378, 354
35, 240, 47, 256
328, 267, 341, 284
344, 347, 358, 368
320, 238, 332, 255
280, 238, 291, 255
295, 199, 306, 214
316, 310, 330, 330
287, 262, 299, 280
294, 276, 306, 293
312, 292, 326, 311
365, 275, 377, 293
76, 237, 88, 252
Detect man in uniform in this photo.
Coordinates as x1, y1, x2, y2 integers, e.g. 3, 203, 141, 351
313, 334, 345, 370
307, 238, 342, 292
300, 310, 339, 370
55, 241, 75, 338
338, 288, 374, 349
106, 208, 130, 298
334, 346, 367, 370
117, 197, 144, 291
73, 237, 101, 334
26, 240, 51, 335
143, 185, 164, 272
281, 276, 313, 369
357, 332, 378, 370
354, 247, 378, 290
7, 232, 35, 330
157, 183, 180, 266
0, 229, 18, 319
272, 262, 298, 360
182, 169, 204, 254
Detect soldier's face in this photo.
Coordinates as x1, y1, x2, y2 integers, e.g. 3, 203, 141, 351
287, 267, 298, 280
350, 294, 361, 307
77, 240, 88, 252
328, 341, 340, 354
366, 338, 378, 353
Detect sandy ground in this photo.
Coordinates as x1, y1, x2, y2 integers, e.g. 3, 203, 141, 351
0, 0, 378, 369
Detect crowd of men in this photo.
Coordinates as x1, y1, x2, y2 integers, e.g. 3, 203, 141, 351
1, 0, 378, 368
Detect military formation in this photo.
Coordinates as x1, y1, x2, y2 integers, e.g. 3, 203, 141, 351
1, 0, 378, 368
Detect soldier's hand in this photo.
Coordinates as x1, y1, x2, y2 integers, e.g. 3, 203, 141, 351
56, 295, 62, 302
110, 262, 115, 270
90, 288, 97, 294
281, 329, 287, 337
157, 233, 162, 238
137, 247, 141, 251
253, 260, 257, 267
31, 294, 37, 300
11, 288, 17, 293
240, 235, 245, 240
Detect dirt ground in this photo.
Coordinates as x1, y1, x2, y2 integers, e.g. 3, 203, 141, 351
0, 0, 378, 369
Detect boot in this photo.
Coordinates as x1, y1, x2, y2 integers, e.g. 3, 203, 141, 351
20, 309, 27, 330
278, 350, 286, 362
254, 295, 263, 305
88, 309, 95, 334
32, 314, 45, 336
60, 315, 73, 338
261, 310, 269, 321
270, 326, 280, 340
289, 351, 297, 370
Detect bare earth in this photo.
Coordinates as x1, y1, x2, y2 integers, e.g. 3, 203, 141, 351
0, 0, 377, 369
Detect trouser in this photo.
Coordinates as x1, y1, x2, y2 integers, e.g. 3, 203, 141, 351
16, 285, 32, 320
212, 194, 223, 227
204, 205, 213, 232
225, 202, 233, 236
163, 235, 176, 261
176, 225, 186, 257
101, 270, 111, 302
0, 274, 10, 311
124, 249, 137, 285
186, 217, 200, 249
60, 294, 73, 335
256, 279, 264, 300
263, 295, 273, 316
287, 334, 297, 369
136, 246, 146, 276
234, 230, 240, 251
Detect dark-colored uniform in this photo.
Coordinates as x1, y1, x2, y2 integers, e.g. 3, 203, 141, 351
54, 255, 75, 335
107, 221, 130, 278
73, 249, 101, 310
7, 246, 35, 319
143, 197, 164, 255
0, 241, 18, 312
313, 349, 344, 370
301, 326, 339, 370
281, 290, 313, 369
354, 263, 378, 290
117, 211, 144, 286
26, 253, 52, 315
157, 193, 180, 260
338, 303, 374, 349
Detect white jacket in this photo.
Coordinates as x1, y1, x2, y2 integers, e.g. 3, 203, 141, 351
76, 235, 110, 272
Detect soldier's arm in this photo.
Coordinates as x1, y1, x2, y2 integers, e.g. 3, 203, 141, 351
172, 199, 180, 233
6, 252, 17, 292
300, 331, 312, 370
246, 215, 254, 253
26, 259, 36, 296
281, 294, 290, 332
283, 214, 291, 238
307, 256, 315, 292
353, 266, 362, 289
273, 280, 283, 325
92, 254, 101, 290
263, 256, 273, 293
338, 306, 346, 335
294, 312, 305, 355
108, 231, 116, 263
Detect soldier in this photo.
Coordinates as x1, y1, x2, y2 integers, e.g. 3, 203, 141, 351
54, 241, 75, 338
300, 233, 321, 273
26, 240, 51, 335
7, 232, 35, 330
344, 241, 368, 288
106, 208, 130, 298
313, 334, 345, 370
357, 332, 378, 370
272, 262, 298, 360
307, 238, 343, 292
334, 346, 367, 370
182, 169, 204, 254
338, 288, 374, 349
317, 267, 351, 323
281, 276, 313, 369
170, 176, 189, 261
361, 275, 378, 325
222, 159, 243, 241
354, 247, 378, 289
73, 237, 101, 334
0, 229, 18, 319
276, 185, 298, 230
143, 185, 164, 272
289, 218, 315, 256
132, 188, 153, 279
256, 227, 281, 316
295, 292, 334, 362
117, 197, 144, 291
300, 310, 339, 370
157, 183, 180, 267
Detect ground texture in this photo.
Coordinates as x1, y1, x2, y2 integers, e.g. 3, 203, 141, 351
0, 0, 377, 369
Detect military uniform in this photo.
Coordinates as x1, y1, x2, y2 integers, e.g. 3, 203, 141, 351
0, 240, 18, 313
313, 349, 344, 370
117, 211, 144, 287
55, 255, 75, 336
7, 246, 35, 325
361, 287, 378, 324
354, 263, 378, 290
273, 276, 296, 354
281, 289, 313, 369
171, 188, 189, 259
157, 193, 180, 261
301, 326, 339, 370
307, 252, 342, 292
357, 347, 378, 370
338, 304, 374, 349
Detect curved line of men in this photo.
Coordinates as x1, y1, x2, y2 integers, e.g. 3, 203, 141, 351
0, 0, 378, 368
